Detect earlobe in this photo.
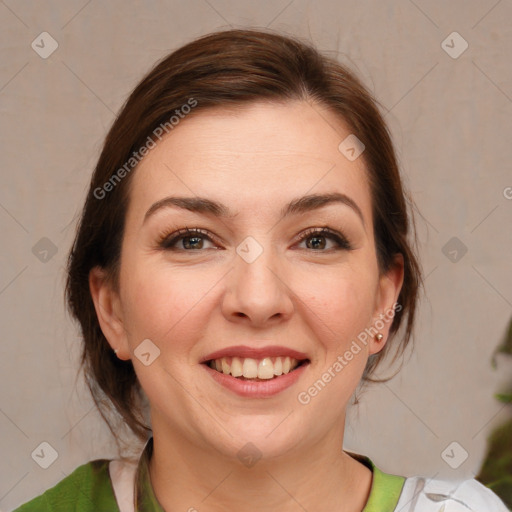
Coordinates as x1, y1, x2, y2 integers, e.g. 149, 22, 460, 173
369, 254, 405, 355
88, 267, 130, 360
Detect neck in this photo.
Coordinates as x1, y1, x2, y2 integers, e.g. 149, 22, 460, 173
147, 421, 372, 512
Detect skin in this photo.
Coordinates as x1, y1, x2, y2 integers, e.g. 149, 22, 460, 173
90, 99, 404, 511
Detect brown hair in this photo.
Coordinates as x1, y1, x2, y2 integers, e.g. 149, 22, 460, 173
66, 28, 422, 445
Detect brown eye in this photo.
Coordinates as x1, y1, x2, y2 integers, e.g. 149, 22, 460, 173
159, 228, 217, 251
180, 235, 206, 250
297, 228, 352, 251
306, 235, 327, 250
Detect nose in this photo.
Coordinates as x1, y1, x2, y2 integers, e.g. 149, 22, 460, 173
221, 241, 294, 327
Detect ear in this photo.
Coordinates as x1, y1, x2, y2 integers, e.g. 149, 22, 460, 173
89, 266, 131, 360
368, 253, 405, 356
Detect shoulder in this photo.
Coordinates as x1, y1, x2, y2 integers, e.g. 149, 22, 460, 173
395, 474, 510, 511
12, 459, 119, 512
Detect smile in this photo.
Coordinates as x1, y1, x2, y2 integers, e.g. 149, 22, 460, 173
202, 358, 310, 398
206, 356, 307, 380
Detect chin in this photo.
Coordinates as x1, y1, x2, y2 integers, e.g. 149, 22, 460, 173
206, 417, 304, 462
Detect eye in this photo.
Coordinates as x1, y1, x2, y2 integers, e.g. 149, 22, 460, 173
296, 227, 352, 251
158, 226, 352, 252
158, 227, 218, 251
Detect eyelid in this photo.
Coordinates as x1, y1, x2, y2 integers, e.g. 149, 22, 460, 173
158, 226, 352, 252
157, 227, 220, 249
295, 226, 352, 251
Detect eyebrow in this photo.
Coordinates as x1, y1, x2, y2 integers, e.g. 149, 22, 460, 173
143, 192, 365, 226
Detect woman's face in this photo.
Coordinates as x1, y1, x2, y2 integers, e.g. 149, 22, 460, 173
91, 100, 403, 460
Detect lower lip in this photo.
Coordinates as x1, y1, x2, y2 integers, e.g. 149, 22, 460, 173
202, 362, 309, 398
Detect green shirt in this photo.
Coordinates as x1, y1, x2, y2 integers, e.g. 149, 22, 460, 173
13, 438, 405, 511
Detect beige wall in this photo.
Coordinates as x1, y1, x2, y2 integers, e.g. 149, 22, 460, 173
1, 1, 511, 509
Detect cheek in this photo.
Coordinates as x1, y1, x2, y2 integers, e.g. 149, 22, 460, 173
120, 259, 217, 346
295, 266, 377, 350
297, 276, 376, 403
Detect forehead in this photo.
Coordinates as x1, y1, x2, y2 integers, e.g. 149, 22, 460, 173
128, 100, 372, 223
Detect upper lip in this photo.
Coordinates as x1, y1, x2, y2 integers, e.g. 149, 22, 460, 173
200, 345, 310, 363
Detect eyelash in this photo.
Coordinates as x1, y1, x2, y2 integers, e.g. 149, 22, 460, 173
157, 226, 352, 252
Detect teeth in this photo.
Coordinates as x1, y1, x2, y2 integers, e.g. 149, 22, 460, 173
231, 357, 243, 377
258, 358, 274, 379
242, 358, 258, 378
273, 357, 283, 375
208, 356, 302, 379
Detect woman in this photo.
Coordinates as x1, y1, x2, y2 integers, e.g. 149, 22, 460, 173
13, 28, 508, 511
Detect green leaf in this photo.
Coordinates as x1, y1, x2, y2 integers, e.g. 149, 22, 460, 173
492, 316, 512, 368
476, 418, 512, 509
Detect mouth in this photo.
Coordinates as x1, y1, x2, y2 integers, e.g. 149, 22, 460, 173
202, 356, 310, 381
200, 345, 311, 397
